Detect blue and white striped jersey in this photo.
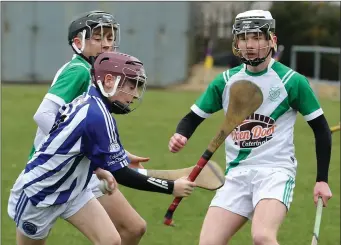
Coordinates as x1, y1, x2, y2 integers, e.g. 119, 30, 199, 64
12, 86, 129, 207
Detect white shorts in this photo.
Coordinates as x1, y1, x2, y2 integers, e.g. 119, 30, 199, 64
8, 187, 94, 240
210, 167, 295, 220
88, 174, 105, 198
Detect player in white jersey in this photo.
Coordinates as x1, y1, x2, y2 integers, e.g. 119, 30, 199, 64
9, 51, 196, 245
28, 10, 152, 244
168, 10, 332, 245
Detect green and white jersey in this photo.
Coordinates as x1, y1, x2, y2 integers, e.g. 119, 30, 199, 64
191, 59, 323, 177
29, 54, 91, 159
45, 54, 91, 106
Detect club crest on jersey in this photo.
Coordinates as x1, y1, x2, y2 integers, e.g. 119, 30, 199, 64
108, 142, 120, 152
22, 221, 37, 235
268, 86, 281, 101
231, 113, 276, 148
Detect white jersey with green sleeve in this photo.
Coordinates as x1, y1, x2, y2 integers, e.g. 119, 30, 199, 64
191, 58, 323, 177
29, 54, 91, 159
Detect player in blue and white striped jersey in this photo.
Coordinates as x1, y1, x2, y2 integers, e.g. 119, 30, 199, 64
8, 52, 196, 245
18, 91, 128, 208
29, 11, 151, 245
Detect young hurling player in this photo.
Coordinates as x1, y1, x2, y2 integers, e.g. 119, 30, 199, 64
168, 10, 332, 245
27, 10, 149, 244
9, 51, 196, 245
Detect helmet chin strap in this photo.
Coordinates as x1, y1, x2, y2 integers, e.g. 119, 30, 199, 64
96, 76, 132, 115
71, 30, 92, 64
242, 48, 272, 67
96, 76, 121, 97
89, 56, 133, 115
71, 30, 86, 54
110, 100, 131, 114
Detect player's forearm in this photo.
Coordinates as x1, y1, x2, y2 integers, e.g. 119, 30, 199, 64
33, 98, 60, 135
124, 150, 134, 161
111, 166, 174, 194
308, 114, 332, 182
176, 110, 205, 139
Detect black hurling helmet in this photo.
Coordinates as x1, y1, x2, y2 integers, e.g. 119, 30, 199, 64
232, 10, 276, 66
68, 10, 120, 56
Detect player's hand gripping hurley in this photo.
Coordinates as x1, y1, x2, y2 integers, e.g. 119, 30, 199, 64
163, 80, 263, 226
311, 197, 323, 245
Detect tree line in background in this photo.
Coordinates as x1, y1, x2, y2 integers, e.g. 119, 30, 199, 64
189, 1, 340, 81
270, 1, 340, 81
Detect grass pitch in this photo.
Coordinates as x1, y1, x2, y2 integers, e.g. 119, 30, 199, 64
1, 84, 340, 245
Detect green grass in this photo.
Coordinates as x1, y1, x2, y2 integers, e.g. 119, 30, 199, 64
1, 84, 340, 245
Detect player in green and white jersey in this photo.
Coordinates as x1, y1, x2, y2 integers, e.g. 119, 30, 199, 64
27, 10, 148, 245
29, 10, 119, 159
168, 10, 332, 245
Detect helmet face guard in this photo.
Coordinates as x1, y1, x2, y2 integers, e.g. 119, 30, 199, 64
232, 11, 276, 67
97, 67, 147, 114
92, 52, 147, 115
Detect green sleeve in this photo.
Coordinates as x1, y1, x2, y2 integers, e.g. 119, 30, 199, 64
288, 74, 323, 121
46, 65, 91, 106
191, 72, 226, 118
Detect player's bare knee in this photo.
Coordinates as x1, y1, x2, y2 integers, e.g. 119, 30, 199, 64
122, 218, 147, 238
135, 218, 147, 237
128, 218, 147, 238
252, 232, 277, 245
